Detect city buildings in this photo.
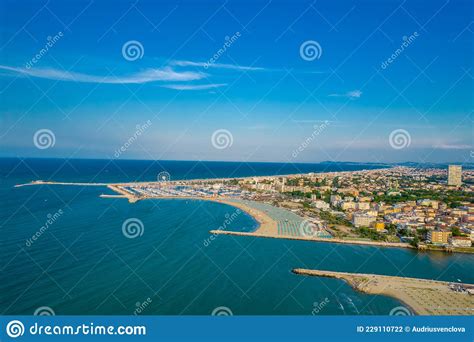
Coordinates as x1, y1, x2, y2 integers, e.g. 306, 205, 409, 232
427, 230, 452, 245
353, 213, 376, 228
448, 165, 462, 186
121, 166, 473, 249
449, 236, 472, 248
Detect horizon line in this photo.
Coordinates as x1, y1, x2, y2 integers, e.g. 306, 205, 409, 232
0, 156, 470, 166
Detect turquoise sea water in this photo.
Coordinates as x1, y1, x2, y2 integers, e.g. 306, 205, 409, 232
1, 158, 473, 315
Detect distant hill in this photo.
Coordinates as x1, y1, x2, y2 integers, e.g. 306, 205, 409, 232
319, 161, 473, 170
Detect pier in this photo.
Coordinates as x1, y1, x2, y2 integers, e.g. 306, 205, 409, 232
292, 269, 474, 315
210, 230, 413, 249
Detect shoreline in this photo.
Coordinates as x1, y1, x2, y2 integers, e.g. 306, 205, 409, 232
292, 269, 474, 316
95, 189, 417, 251
96, 192, 473, 253
14, 174, 473, 255
13, 165, 391, 188
213, 199, 277, 235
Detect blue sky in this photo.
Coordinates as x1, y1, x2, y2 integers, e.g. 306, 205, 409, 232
0, 0, 472, 163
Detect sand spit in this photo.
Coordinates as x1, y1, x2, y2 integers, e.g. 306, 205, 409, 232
292, 268, 474, 315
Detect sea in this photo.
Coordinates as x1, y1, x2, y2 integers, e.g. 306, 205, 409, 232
1, 158, 473, 315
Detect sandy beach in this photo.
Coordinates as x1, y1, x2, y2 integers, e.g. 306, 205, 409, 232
292, 269, 474, 315
213, 199, 277, 235
19, 180, 469, 253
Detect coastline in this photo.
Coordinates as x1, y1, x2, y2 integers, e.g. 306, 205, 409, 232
213, 198, 277, 235
13, 165, 391, 188
15, 175, 473, 254
9, 172, 474, 316
96, 186, 416, 251
292, 269, 474, 315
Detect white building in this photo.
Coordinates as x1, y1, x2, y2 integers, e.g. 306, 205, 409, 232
449, 236, 472, 247
356, 202, 370, 210
353, 213, 376, 228
330, 195, 341, 206
312, 200, 330, 210
340, 201, 356, 210
448, 165, 462, 186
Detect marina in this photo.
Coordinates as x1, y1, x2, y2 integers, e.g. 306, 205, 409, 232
2, 158, 474, 316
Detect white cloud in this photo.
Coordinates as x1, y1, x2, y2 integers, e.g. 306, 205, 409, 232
161, 83, 227, 90
329, 89, 362, 99
347, 90, 362, 98
170, 60, 264, 71
0, 65, 206, 84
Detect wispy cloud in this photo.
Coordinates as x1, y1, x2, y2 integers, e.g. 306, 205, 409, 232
435, 143, 472, 150
0, 65, 206, 84
172, 60, 327, 74
170, 60, 264, 71
329, 89, 362, 99
161, 83, 227, 90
